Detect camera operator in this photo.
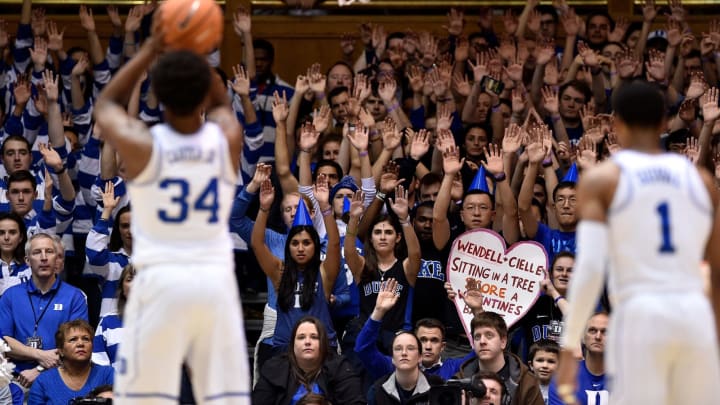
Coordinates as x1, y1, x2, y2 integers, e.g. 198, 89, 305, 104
466, 371, 505, 405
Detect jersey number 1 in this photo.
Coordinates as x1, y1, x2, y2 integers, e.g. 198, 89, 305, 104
158, 178, 219, 223
656, 201, 675, 253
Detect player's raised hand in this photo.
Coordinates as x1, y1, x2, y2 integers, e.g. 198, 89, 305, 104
271, 90, 288, 123
258, 179, 274, 212
101, 180, 120, 212
372, 278, 400, 318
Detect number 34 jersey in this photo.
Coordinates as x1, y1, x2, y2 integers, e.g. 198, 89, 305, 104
607, 150, 713, 303
127, 122, 237, 268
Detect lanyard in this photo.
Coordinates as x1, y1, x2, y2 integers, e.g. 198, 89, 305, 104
27, 281, 60, 336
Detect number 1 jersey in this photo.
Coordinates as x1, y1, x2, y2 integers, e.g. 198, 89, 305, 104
127, 122, 237, 268
607, 150, 712, 304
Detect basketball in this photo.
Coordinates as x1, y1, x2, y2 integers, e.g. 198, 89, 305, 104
157, 0, 223, 55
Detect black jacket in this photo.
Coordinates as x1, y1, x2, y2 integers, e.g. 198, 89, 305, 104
252, 353, 365, 405
368, 371, 445, 405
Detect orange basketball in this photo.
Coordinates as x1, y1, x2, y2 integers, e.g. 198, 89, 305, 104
158, 0, 223, 55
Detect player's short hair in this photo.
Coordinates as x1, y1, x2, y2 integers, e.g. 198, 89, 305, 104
25, 232, 55, 258
471, 312, 508, 339
414, 318, 446, 340
528, 339, 560, 361
151, 51, 211, 116
55, 319, 94, 349
612, 81, 666, 129
7, 170, 36, 190
1, 135, 31, 156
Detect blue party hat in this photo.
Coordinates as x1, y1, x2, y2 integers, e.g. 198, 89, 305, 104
562, 163, 579, 183
468, 165, 491, 193
342, 196, 351, 215
292, 198, 313, 227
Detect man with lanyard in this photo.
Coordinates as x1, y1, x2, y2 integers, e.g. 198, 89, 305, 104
0, 233, 87, 389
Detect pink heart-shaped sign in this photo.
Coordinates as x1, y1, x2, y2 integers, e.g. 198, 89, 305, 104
447, 229, 549, 342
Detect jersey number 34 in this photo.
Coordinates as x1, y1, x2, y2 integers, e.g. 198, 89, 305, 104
158, 177, 219, 223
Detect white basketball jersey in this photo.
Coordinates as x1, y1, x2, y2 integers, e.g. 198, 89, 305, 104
607, 150, 713, 303
127, 122, 237, 268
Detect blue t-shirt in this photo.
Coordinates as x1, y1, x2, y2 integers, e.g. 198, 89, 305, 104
548, 360, 608, 405
28, 364, 115, 405
535, 223, 576, 262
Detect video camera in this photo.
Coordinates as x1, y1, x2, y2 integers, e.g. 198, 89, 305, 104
70, 398, 112, 405
428, 376, 487, 405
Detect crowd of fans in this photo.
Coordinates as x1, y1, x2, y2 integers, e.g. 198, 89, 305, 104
0, 0, 718, 403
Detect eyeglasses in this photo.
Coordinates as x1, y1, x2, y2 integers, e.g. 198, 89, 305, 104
555, 197, 577, 207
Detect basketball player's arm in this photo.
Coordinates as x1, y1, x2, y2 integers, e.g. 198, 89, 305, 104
699, 169, 720, 343
206, 75, 243, 174
560, 165, 615, 349
94, 38, 157, 180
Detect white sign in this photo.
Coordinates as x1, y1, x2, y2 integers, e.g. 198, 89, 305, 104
447, 229, 548, 339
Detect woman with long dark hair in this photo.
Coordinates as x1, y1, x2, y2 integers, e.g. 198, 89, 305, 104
251, 174, 341, 353
0, 212, 29, 295
253, 316, 364, 405
344, 185, 421, 352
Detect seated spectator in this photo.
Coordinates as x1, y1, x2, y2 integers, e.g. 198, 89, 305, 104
527, 340, 560, 403
367, 326, 444, 404
456, 312, 544, 405
466, 371, 506, 405
355, 278, 475, 381
549, 312, 608, 405
252, 316, 364, 404
0, 233, 88, 388
28, 320, 114, 405
0, 212, 30, 295
92, 264, 134, 370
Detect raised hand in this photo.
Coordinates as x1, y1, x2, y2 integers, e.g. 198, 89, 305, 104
453, 71, 471, 97
442, 145, 465, 176
668, 0, 686, 24
380, 162, 403, 194
250, 163, 272, 190
409, 129, 430, 160
389, 184, 410, 220
645, 49, 666, 82
605, 132, 621, 155
407, 64, 424, 93
13, 75, 31, 106
578, 41, 599, 67
576, 137, 598, 169
503, 124, 525, 154
259, 179, 275, 211
299, 123, 320, 151
347, 122, 370, 152
382, 117, 402, 151
38, 143, 62, 171
353, 73, 371, 102
271, 90, 289, 123
30, 37, 48, 69
527, 9, 542, 34
378, 78, 397, 103
617, 49, 640, 79
435, 128, 456, 153
313, 104, 331, 134
46, 21, 65, 52
107, 5, 122, 30
313, 173, 331, 209
458, 279, 483, 312
483, 144, 504, 175
101, 180, 120, 212
685, 136, 700, 164
79, 5, 96, 32
702, 87, 720, 122
31, 8, 47, 37
374, 278, 400, 315
526, 126, 548, 164
348, 190, 365, 218
72, 54, 89, 77
233, 7, 252, 36
436, 103, 454, 131
454, 35, 469, 62
561, 8, 580, 37
687, 72, 707, 99
511, 86, 527, 115
643, 0, 658, 23
443, 8, 465, 36
468, 51, 489, 82
295, 74, 310, 97
125, 6, 143, 33
230, 64, 250, 97
666, 18, 682, 47
541, 86, 559, 116
43, 70, 58, 103
608, 16, 628, 43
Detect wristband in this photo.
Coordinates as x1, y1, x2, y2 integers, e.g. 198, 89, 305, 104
259, 207, 270, 213
399, 217, 410, 225
321, 207, 333, 217
376, 191, 386, 201
387, 102, 400, 113
358, 150, 369, 157
554, 295, 565, 304
491, 104, 502, 113
299, 148, 312, 154
53, 166, 67, 175
316, 92, 325, 100
542, 158, 553, 168
550, 114, 561, 123
493, 172, 507, 182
